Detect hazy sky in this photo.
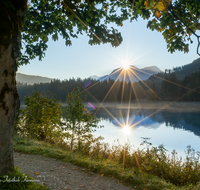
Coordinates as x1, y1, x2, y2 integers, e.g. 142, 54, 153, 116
18, 17, 199, 80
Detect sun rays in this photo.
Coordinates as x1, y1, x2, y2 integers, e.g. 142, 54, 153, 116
80, 61, 200, 137
121, 60, 130, 70
63, 0, 200, 140
78, 49, 200, 190
58, 3, 200, 188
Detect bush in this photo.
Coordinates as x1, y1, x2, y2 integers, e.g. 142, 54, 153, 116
16, 91, 66, 143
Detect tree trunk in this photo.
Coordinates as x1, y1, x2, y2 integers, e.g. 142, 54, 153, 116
0, 0, 27, 176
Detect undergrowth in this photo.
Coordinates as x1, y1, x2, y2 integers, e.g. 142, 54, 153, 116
14, 135, 200, 190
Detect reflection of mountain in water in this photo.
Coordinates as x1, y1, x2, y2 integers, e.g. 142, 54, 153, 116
96, 108, 200, 137
111, 114, 161, 129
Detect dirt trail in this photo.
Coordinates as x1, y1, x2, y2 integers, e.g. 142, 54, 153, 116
14, 152, 135, 190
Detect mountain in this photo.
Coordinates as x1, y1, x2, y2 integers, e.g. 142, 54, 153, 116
88, 75, 100, 80
146, 57, 200, 86
17, 65, 162, 85
172, 57, 200, 79
98, 65, 162, 83
142, 66, 162, 73
16, 73, 54, 85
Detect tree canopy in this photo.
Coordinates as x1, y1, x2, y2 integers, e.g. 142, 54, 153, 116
19, 0, 200, 66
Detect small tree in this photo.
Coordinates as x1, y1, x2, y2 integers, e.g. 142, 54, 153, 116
17, 91, 65, 143
64, 87, 102, 151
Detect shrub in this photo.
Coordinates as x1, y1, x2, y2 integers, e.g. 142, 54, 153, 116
16, 91, 66, 143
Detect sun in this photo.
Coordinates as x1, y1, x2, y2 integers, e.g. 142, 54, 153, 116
121, 60, 130, 70
123, 125, 131, 135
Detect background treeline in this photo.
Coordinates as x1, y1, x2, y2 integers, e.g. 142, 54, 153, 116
164, 57, 200, 79
17, 78, 138, 103
17, 71, 200, 103
149, 71, 200, 101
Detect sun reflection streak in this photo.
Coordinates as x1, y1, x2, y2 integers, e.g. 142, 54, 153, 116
126, 69, 142, 110
124, 70, 145, 128
97, 68, 125, 111
121, 70, 127, 104
126, 87, 132, 128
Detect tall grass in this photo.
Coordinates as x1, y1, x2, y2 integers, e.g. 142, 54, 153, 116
14, 133, 200, 188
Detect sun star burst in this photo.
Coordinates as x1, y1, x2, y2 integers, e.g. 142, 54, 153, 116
121, 60, 130, 70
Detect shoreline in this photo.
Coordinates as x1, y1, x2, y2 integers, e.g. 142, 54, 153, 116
20, 101, 200, 112
87, 101, 200, 112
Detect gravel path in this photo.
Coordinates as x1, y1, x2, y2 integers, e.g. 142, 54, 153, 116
14, 152, 135, 190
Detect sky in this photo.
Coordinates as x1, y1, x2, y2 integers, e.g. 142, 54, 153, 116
18, 17, 200, 80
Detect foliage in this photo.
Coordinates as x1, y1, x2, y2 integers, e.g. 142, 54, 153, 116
19, 0, 126, 65
14, 135, 200, 189
138, 0, 200, 55
16, 90, 65, 143
64, 87, 103, 150
0, 166, 49, 190
19, 0, 200, 65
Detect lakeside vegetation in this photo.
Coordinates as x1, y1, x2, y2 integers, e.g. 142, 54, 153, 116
10, 89, 200, 189
13, 135, 200, 190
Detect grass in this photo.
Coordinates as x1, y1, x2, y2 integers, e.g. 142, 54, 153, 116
13, 135, 200, 190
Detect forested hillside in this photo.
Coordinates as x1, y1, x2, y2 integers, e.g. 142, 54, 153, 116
164, 58, 200, 79
17, 71, 200, 103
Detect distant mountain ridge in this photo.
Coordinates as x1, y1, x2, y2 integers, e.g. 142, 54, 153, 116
97, 65, 163, 83
17, 73, 54, 85
172, 57, 200, 79
17, 58, 200, 85
146, 58, 200, 85
88, 75, 99, 80
17, 66, 162, 85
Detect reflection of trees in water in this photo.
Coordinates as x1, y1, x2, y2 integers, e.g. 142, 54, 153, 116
161, 111, 200, 137
161, 111, 200, 128
96, 108, 200, 136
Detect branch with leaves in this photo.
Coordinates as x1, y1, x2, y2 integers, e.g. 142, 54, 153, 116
19, 0, 200, 66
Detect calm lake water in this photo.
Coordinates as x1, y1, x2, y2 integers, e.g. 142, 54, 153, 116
91, 103, 200, 159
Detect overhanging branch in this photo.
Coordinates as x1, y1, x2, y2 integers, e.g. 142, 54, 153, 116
168, 7, 200, 56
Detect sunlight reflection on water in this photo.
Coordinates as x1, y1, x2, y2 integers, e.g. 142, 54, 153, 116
94, 112, 200, 160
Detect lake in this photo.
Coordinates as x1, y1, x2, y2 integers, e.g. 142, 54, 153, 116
89, 101, 200, 159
